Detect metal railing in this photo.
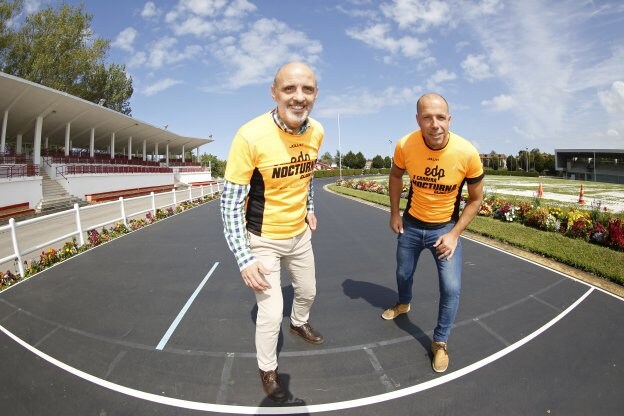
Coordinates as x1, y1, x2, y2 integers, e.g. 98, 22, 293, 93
0, 181, 224, 277
0, 164, 40, 178
56, 165, 173, 175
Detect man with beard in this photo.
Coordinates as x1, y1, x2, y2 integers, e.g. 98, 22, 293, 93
220, 62, 324, 402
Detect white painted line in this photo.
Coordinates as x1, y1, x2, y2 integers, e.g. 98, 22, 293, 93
0, 287, 594, 414
463, 235, 624, 301
156, 262, 219, 351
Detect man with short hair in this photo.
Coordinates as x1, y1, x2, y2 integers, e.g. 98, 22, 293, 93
220, 62, 324, 402
383, 93, 484, 373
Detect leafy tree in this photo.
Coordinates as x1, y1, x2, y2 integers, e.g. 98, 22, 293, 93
334, 150, 343, 167
354, 151, 366, 169
342, 151, 356, 168
82, 63, 133, 115
1, 3, 133, 114
506, 155, 517, 171
519, 150, 530, 171
371, 155, 385, 169
384, 156, 392, 168
0, 0, 22, 63
319, 151, 334, 166
200, 153, 226, 178
532, 149, 545, 173
543, 154, 555, 175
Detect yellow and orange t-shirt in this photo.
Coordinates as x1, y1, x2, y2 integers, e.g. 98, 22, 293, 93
394, 130, 484, 225
224, 112, 324, 239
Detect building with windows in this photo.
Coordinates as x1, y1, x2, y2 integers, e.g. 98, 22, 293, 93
479, 153, 507, 170
555, 149, 624, 184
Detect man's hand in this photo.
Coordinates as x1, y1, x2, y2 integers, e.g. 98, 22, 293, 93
306, 212, 318, 231
389, 213, 404, 234
240, 261, 271, 292
433, 233, 459, 260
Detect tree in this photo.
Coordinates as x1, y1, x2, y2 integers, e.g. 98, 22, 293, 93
354, 151, 367, 169
200, 153, 226, 178
383, 156, 392, 168
319, 151, 334, 166
543, 154, 555, 175
1, 3, 133, 114
519, 150, 530, 171
371, 155, 385, 169
333, 150, 343, 167
342, 151, 356, 168
0, 0, 22, 64
82, 63, 133, 115
532, 151, 545, 174
506, 155, 517, 171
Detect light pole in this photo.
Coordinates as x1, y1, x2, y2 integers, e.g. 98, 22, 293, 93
525, 147, 529, 172
338, 113, 342, 180
388, 139, 393, 168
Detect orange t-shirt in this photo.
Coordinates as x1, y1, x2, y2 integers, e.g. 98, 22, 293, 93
224, 112, 324, 238
394, 130, 484, 224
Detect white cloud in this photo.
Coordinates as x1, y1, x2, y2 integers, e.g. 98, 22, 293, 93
142, 78, 183, 96
607, 129, 619, 137
482, 94, 515, 112
142, 37, 203, 69
223, 0, 257, 18
461, 54, 493, 81
141, 2, 160, 19
174, 15, 218, 36
316, 86, 422, 118
380, 0, 451, 33
426, 69, 456, 91
166, 0, 255, 33
598, 81, 624, 113
208, 18, 322, 90
346, 23, 430, 61
112, 27, 138, 52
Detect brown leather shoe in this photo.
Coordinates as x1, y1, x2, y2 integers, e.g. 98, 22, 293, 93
259, 368, 288, 402
289, 322, 324, 344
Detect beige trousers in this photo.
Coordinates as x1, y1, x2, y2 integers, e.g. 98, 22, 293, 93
248, 227, 316, 371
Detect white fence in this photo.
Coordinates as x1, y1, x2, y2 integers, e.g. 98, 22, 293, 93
0, 181, 224, 277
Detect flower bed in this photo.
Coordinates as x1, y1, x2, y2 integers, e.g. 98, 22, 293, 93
336, 178, 624, 252
0, 194, 220, 290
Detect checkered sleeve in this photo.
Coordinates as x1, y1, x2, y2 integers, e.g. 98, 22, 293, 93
220, 180, 256, 271
306, 177, 315, 213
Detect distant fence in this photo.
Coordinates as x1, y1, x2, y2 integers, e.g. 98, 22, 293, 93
0, 181, 224, 277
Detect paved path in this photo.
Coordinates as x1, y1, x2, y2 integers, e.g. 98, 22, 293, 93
1, 178, 622, 415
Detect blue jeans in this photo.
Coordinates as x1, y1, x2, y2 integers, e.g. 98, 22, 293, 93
395, 220, 462, 342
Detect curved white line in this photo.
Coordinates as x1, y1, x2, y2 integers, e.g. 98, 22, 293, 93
0, 287, 594, 414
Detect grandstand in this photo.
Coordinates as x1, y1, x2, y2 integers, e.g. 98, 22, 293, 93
0, 72, 214, 220
555, 148, 624, 184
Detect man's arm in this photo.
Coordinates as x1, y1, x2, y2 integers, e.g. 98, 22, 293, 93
433, 179, 484, 259
220, 180, 255, 270
388, 163, 406, 234
306, 177, 317, 231
220, 180, 270, 291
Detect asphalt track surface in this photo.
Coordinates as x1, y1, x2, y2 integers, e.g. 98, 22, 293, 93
1, 178, 623, 415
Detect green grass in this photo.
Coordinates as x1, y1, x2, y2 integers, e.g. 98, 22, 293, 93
327, 184, 624, 286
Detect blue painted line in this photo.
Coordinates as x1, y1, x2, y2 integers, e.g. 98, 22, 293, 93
156, 262, 219, 351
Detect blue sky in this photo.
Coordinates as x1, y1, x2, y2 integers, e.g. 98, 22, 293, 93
28, 0, 624, 160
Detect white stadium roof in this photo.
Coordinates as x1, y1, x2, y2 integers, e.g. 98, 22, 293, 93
0, 71, 212, 156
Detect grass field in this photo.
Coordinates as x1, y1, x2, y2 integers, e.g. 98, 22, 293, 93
482, 176, 624, 213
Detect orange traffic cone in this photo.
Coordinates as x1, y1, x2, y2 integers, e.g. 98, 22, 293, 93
578, 184, 585, 204
537, 182, 543, 198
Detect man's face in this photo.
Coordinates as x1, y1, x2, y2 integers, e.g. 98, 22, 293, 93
416, 96, 451, 150
271, 64, 318, 131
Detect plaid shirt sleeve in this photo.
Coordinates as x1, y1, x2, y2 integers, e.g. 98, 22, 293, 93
307, 177, 315, 213
220, 180, 256, 271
